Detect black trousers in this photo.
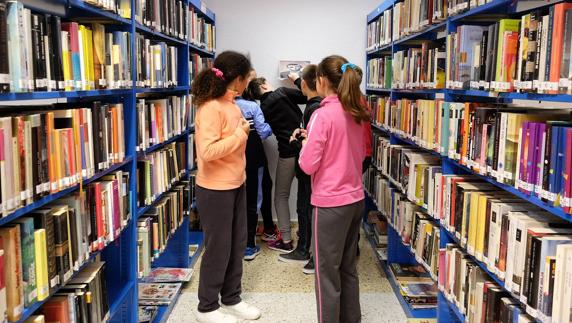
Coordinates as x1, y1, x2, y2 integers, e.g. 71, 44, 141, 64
245, 164, 274, 247
296, 166, 312, 254
196, 185, 247, 313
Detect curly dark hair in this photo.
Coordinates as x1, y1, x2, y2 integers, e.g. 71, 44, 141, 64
191, 51, 252, 107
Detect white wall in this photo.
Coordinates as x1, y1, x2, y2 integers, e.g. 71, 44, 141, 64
207, 0, 380, 220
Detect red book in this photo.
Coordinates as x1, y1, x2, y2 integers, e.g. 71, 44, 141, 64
549, 3, 572, 93
563, 128, 572, 213
40, 296, 70, 323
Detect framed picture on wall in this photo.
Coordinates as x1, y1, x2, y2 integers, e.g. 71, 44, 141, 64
278, 60, 311, 80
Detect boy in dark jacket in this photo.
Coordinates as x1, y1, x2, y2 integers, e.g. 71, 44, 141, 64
248, 77, 306, 253
278, 65, 322, 274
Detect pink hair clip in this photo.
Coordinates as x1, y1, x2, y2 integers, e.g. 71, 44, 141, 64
212, 68, 225, 80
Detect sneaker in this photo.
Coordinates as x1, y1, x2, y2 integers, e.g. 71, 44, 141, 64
196, 309, 238, 323
267, 239, 294, 253
261, 231, 278, 242
222, 301, 261, 320
278, 249, 310, 264
303, 257, 315, 275
244, 246, 261, 261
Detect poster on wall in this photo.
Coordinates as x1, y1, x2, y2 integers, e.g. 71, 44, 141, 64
278, 60, 311, 80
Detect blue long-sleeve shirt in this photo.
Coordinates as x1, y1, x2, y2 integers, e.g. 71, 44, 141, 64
236, 97, 272, 139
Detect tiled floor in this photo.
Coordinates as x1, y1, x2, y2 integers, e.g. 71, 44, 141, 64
168, 230, 408, 322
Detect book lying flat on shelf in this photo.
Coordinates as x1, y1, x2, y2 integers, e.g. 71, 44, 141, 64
138, 283, 182, 306
142, 268, 193, 283
138, 305, 158, 323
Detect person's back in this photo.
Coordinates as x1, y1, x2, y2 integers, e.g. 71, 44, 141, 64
301, 95, 364, 206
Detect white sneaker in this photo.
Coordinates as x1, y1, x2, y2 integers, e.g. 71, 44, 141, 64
222, 301, 262, 320
195, 309, 238, 323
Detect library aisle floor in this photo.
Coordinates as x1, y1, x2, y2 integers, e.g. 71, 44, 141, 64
167, 229, 408, 322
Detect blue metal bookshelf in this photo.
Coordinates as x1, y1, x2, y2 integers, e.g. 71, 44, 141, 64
0, 0, 213, 322
365, 0, 572, 321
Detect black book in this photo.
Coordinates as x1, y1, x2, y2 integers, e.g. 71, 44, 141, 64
485, 287, 509, 322
545, 7, 555, 82
534, 18, 543, 83
67, 207, 79, 270
478, 30, 489, 85
31, 13, 47, 91
53, 207, 71, 284
522, 235, 540, 303
492, 112, 503, 172
49, 15, 64, 90
485, 23, 498, 84
525, 11, 540, 83
527, 236, 543, 308
40, 113, 49, 195
31, 208, 58, 290
0, 0, 9, 92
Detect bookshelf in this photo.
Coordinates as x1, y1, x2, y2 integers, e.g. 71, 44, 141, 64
0, 0, 214, 322
365, 0, 572, 321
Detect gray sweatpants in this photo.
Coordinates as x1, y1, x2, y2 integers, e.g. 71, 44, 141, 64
196, 185, 247, 313
313, 200, 364, 323
275, 157, 296, 241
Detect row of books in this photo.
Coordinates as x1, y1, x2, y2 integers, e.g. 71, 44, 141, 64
137, 142, 186, 207
369, 97, 572, 214
189, 54, 214, 85
137, 179, 193, 278
371, 138, 572, 322
135, 35, 179, 89
447, 4, 572, 93
366, 8, 392, 51
84, 0, 132, 19
0, 103, 126, 216
392, 45, 446, 89
365, 210, 388, 250
365, 151, 440, 279
441, 245, 536, 323
0, 170, 128, 322
366, 57, 392, 89
32, 262, 110, 323
136, 95, 192, 152
0, 2, 132, 93
189, 6, 215, 52
135, 0, 188, 41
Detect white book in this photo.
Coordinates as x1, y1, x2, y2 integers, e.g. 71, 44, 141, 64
496, 112, 509, 180
552, 244, 572, 323
538, 15, 549, 83
23, 8, 34, 91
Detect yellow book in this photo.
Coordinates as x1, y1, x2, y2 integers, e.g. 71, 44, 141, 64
61, 31, 73, 91
79, 25, 89, 90
120, 0, 131, 19
23, 315, 45, 323
86, 28, 95, 90
92, 24, 105, 88
33, 229, 49, 301
467, 191, 481, 255
475, 194, 492, 261
415, 164, 425, 205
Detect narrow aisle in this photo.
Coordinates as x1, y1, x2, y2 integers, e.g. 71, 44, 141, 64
168, 230, 408, 322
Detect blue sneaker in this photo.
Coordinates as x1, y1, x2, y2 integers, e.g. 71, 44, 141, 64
244, 246, 261, 261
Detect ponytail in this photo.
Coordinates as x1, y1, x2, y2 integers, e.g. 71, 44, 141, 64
191, 51, 252, 107
191, 68, 227, 107
338, 66, 369, 123
317, 55, 369, 123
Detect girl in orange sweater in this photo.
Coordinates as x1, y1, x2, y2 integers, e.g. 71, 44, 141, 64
191, 51, 261, 323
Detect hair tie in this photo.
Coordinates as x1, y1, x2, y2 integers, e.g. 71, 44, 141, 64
341, 63, 357, 73
212, 68, 225, 80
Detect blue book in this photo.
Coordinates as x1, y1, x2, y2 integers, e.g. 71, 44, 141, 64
548, 126, 562, 202
556, 127, 568, 206
7, 1, 24, 92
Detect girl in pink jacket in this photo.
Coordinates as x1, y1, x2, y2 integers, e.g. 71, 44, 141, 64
299, 55, 370, 323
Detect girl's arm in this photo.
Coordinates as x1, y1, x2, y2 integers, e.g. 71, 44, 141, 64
299, 111, 329, 175
196, 108, 247, 162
